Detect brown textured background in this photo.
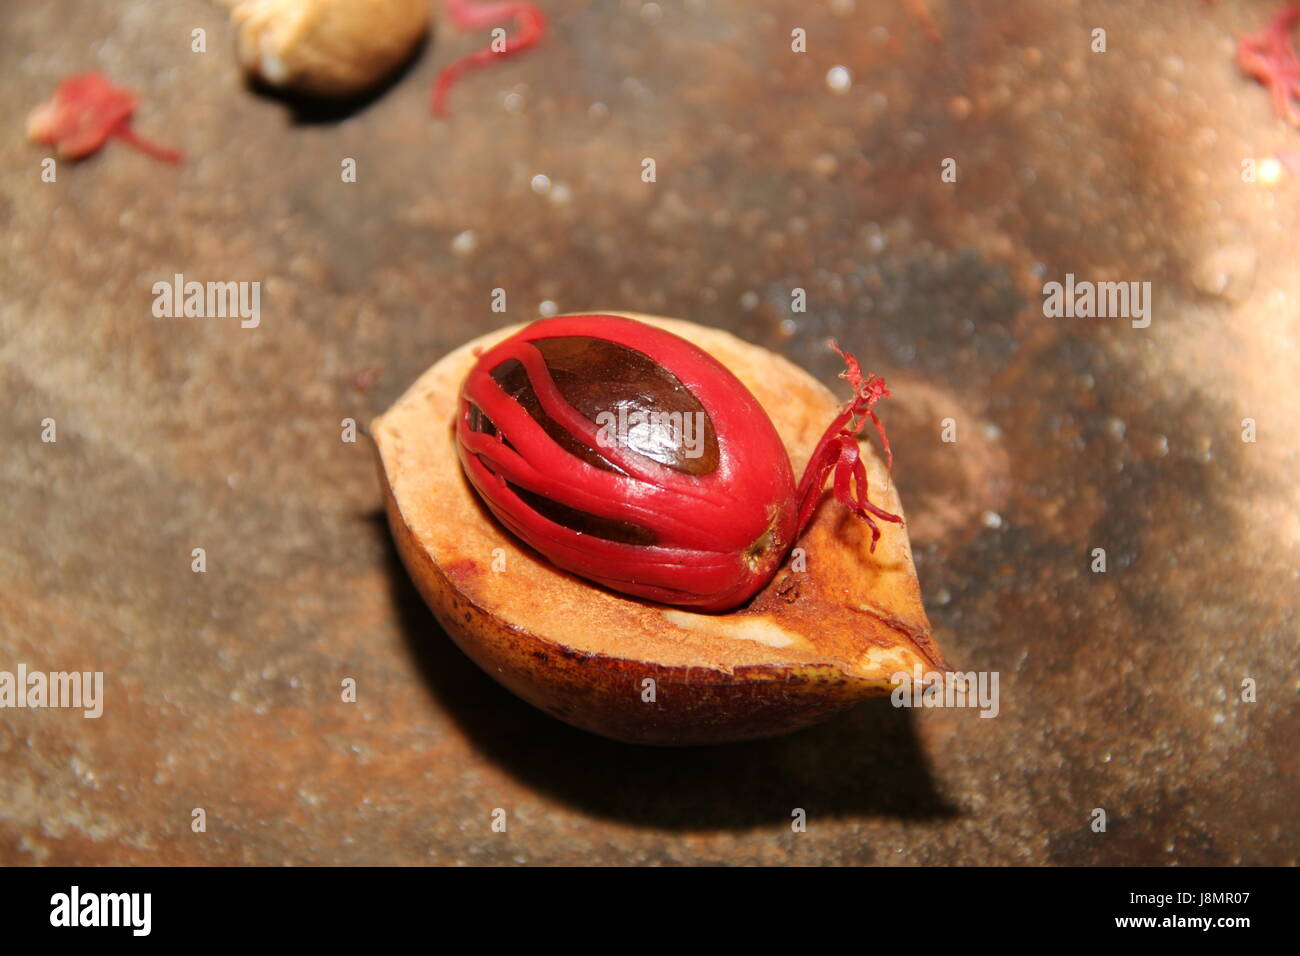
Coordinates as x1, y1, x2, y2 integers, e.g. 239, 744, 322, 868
1, 0, 1296, 865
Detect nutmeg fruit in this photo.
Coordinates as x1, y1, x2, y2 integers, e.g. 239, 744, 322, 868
228, 0, 429, 98
373, 314, 949, 745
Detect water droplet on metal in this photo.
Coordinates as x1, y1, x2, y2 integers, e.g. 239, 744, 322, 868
826, 65, 853, 94
451, 230, 478, 256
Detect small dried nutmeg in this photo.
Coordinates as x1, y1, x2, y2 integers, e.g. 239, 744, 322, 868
228, 0, 429, 98
373, 314, 949, 746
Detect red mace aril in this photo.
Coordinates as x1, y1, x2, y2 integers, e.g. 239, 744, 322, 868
455, 314, 902, 612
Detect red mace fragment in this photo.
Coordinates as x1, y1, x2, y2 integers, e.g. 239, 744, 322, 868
795, 341, 900, 545
1238, 3, 1300, 126
27, 71, 182, 164
904, 0, 943, 45
354, 365, 384, 393
455, 315, 902, 612
432, 0, 547, 117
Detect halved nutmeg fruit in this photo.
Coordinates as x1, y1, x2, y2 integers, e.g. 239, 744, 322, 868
372, 313, 949, 745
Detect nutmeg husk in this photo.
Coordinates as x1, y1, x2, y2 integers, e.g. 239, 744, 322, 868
230, 0, 429, 98
372, 314, 949, 745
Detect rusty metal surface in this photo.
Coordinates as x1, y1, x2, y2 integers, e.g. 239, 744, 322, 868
1, 0, 1296, 865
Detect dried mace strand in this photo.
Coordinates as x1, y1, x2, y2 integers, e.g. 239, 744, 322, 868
455, 314, 901, 612
432, 0, 547, 116
27, 72, 182, 164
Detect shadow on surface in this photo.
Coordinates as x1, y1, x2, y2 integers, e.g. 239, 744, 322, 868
368, 512, 959, 831
244, 35, 429, 124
